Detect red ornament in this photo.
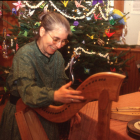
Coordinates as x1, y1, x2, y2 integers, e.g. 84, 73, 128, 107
76, 78, 83, 83
105, 29, 115, 37
16, 43, 19, 51
110, 68, 116, 72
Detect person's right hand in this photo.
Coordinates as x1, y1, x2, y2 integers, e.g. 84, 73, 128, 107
54, 81, 85, 103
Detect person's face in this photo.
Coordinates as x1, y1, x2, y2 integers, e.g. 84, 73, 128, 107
38, 27, 69, 56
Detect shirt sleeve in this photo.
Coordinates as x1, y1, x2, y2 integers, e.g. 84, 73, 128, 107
7, 53, 55, 108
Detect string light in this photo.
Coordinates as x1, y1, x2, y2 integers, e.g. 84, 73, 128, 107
23, 1, 44, 9
74, 47, 109, 58
65, 47, 110, 70
23, 1, 110, 20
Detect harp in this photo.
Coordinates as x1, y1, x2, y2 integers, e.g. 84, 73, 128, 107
15, 72, 125, 140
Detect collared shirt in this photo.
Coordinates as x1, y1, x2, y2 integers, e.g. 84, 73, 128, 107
6, 40, 68, 108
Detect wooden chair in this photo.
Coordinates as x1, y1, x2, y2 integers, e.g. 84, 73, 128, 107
15, 72, 125, 140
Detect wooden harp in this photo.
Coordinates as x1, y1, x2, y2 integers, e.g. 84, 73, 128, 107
15, 72, 125, 140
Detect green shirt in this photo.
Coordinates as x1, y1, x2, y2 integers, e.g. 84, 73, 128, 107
0, 40, 69, 140
7, 40, 68, 107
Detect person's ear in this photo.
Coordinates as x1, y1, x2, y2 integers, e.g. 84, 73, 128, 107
40, 27, 46, 37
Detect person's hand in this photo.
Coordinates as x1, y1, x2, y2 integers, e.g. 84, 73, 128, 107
54, 81, 85, 103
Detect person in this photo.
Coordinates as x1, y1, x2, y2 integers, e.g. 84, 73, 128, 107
0, 12, 85, 140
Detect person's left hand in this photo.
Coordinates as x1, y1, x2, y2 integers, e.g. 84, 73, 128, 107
70, 113, 81, 128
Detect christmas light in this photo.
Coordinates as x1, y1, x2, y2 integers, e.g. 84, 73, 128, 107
23, 1, 110, 20
65, 46, 110, 70
23, 1, 44, 9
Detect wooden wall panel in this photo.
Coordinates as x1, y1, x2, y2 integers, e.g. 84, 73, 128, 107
0, 1, 19, 34
114, 0, 124, 12
112, 48, 140, 95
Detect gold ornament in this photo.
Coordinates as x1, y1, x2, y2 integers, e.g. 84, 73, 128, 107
115, 58, 118, 63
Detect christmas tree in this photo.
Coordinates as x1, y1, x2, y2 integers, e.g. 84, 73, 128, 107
0, 0, 132, 90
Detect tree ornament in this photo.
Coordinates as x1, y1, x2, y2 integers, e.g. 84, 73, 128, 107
11, 39, 13, 47
94, 13, 102, 20
84, 67, 90, 74
70, 26, 75, 32
28, 9, 35, 16
76, 9, 81, 13
73, 21, 79, 26
16, 43, 19, 51
105, 29, 115, 37
61, 1, 69, 7
86, 17, 92, 21
12, 8, 17, 14
76, 78, 83, 83
4, 87, 8, 93
115, 58, 118, 63
75, 1, 86, 8
92, 0, 103, 6
35, 22, 41, 27
86, 34, 95, 39
40, 2, 47, 9
110, 67, 116, 72
109, 19, 116, 25
82, 40, 85, 44
23, 31, 28, 37
97, 38, 105, 46
0, 9, 2, 17
110, 9, 127, 25
13, 1, 25, 11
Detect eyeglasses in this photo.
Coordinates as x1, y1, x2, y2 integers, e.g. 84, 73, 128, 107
48, 32, 69, 46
